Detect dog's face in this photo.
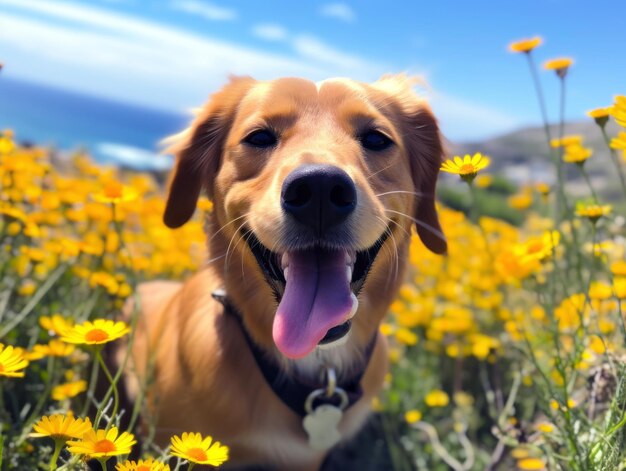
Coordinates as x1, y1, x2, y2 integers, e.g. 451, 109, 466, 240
164, 75, 446, 360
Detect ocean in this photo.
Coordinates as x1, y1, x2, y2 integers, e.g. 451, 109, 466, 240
0, 77, 189, 171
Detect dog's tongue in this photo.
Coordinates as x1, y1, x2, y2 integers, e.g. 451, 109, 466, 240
273, 248, 352, 359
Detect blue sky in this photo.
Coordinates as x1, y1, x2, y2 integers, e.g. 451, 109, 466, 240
0, 0, 624, 141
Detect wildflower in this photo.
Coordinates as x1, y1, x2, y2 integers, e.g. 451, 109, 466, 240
17, 280, 37, 296
610, 261, 626, 276
394, 328, 418, 346
508, 193, 533, 210
0, 135, 15, 154
550, 135, 582, 148
60, 319, 131, 346
453, 392, 474, 407
517, 458, 546, 470
535, 182, 550, 199
379, 323, 394, 336
93, 180, 139, 204
52, 380, 88, 401
170, 432, 229, 468
424, 390, 449, 407
0, 344, 29, 377
474, 174, 492, 188
613, 278, 626, 299
29, 414, 92, 441
610, 132, 626, 150
610, 95, 626, 128
404, 410, 422, 424
67, 426, 136, 458
440, 153, 490, 183
40, 314, 74, 336
588, 107, 611, 127
563, 146, 592, 165
27, 340, 75, 360
575, 203, 612, 223
509, 37, 542, 53
115, 459, 171, 471
536, 423, 554, 433
544, 57, 573, 78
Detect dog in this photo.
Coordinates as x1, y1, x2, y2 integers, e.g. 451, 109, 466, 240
119, 74, 447, 470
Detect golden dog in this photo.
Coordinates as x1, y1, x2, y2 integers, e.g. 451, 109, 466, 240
120, 74, 446, 470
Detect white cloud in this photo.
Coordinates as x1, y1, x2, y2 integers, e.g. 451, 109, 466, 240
429, 92, 521, 141
0, 0, 381, 112
170, 0, 236, 21
252, 23, 288, 42
320, 3, 355, 22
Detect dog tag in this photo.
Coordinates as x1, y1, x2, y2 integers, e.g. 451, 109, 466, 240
302, 404, 343, 451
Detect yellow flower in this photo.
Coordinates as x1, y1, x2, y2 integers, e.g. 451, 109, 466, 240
404, 410, 422, 424
17, 280, 37, 296
517, 458, 546, 470
610, 132, 626, 150
0, 344, 29, 378
93, 180, 139, 204
52, 380, 88, 401
440, 153, 490, 183
424, 390, 449, 408
509, 36, 542, 53
588, 107, 611, 126
170, 432, 229, 467
395, 328, 418, 346
610, 261, 626, 277
508, 193, 533, 210
610, 95, 626, 128
536, 423, 554, 433
29, 414, 92, 442
563, 146, 592, 164
115, 458, 171, 471
67, 426, 136, 458
613, 277, 626, 299
28, 339, 75, 360
40, 314, 74, 336
550, 135, 582, 148
544, 57, 573, 78
0, 135, 15, 154
474, 174, 492, 188
60, 319, 131, 345
535, 182, 550, 198
575, 203, 612, 222
589, 281, 613, 300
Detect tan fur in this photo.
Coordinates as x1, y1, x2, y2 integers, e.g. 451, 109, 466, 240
120, 75, 446, 470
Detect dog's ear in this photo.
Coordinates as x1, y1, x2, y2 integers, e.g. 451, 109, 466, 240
373, 74, 447, 254
163, 76, 256, 229
407, 104, 447, 255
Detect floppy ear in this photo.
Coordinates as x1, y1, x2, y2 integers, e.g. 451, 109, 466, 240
373, 74, 447, 254
408, 105, 447, 255
163, 76, 256, 228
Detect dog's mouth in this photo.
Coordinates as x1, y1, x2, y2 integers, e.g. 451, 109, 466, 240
243, 229, 390, 359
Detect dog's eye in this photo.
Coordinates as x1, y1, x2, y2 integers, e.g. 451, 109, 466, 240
359, 130, 393, 151
243, 129, 278, 148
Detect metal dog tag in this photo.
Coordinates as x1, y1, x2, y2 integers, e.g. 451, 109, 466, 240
303, 404, 343, 451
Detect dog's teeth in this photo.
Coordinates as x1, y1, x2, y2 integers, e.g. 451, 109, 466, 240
283, 267, 289, 280
281, 253, 289, 269
346, 265, 352, 282
349, 292, 359, 318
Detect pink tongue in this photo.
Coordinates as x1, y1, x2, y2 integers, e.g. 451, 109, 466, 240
273, 248, 352, 359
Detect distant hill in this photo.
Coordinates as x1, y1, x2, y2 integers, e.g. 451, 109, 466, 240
448, 120, 624, 201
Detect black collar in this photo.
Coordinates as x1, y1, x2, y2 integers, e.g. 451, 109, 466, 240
212, 289, 377, 417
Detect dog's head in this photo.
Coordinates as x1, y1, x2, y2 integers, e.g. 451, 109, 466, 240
164, 75, 446, 359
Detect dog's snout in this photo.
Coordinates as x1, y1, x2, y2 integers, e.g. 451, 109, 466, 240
281, 164, 356, 234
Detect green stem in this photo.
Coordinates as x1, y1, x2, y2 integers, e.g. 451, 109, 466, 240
48, 439, 64, 471
80, 353, 101, 417
600, 126, 626, 199
579, 166, 599, 203
95, 350, 119, 429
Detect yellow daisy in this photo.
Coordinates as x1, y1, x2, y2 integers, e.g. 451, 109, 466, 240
550, 135, 582, 148
40, 314, 74, 336
93, 180, 139, 204
0, 344, 29, 378
424, 389, 450, 408
170, 432, 229, 468
544, 57, 573, 78
67, 426, 136, 458
610, 132, 626, 150
509, 36, 542, 53
60, 319, 131, 345
29, 413, 92, 442
440, 153, 490, 183
563, 146, 592, 164
575, 203, 612, 222
52, 380, 88, 401
404, 410, 422, 424
587, 107, 611, 126
610, 95, 626, 128
517, 457, 546, 470
27, 339, 75, 360
115, 458, 171, 471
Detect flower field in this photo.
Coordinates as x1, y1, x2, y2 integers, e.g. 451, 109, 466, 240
1, 37, 626, 470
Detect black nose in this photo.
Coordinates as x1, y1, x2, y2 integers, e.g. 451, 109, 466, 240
281, 164, 357, 235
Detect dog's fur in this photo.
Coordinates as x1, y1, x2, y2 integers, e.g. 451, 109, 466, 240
119, 75, 446, 470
